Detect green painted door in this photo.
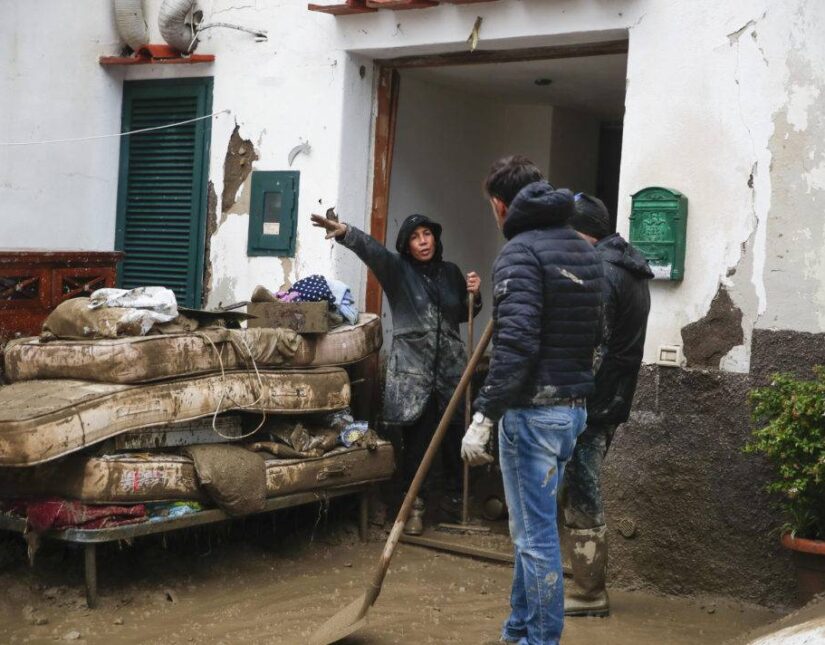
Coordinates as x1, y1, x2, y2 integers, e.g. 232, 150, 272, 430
115, 78, 213, 308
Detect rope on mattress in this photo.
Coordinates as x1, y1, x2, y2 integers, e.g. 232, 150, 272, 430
197, 331, 267, 441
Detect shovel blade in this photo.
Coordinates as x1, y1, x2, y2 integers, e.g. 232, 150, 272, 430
309, 593, 369, 645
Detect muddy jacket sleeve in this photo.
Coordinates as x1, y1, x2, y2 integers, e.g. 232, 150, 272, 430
474, 243, 543, 422
337, 225, 402, 299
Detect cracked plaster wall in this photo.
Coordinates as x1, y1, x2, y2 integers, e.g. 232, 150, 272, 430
617, 1, 825, 372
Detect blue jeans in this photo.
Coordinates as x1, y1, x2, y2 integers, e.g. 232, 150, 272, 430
499, 405, 587, 645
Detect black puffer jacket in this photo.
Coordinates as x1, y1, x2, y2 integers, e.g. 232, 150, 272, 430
587, 233, 653, 425
474, 182, 604, 422
338, 216, 481, 425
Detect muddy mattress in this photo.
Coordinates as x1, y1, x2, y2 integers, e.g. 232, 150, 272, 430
4, 314, 382, 384
0, 442, 394, 504
304, 313, 382, 366
0, 368, 350, 467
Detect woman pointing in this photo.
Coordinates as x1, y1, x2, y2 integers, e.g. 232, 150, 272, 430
312, 212, 481, 535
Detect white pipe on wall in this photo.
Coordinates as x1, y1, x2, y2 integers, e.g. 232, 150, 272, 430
113, 0, 150, 51
158, 0, 197, 53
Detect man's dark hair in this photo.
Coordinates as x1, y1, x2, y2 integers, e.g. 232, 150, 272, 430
484, 155, 545, 206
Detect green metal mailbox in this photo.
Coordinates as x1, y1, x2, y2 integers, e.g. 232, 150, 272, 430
629, 187, 688, 281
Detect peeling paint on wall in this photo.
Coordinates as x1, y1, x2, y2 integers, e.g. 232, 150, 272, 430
785, 84, 820, 132
761, 16, 825, 334
222, 125, 258, 214
201, 180, 218, 305
682, 287, 744, 367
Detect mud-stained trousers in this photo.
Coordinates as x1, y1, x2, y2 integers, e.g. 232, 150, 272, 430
559, 423, 617, 529
499, 405, 587, 645
399, 395, 464, 505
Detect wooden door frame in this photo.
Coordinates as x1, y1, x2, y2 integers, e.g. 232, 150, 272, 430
364, 38, 629, 314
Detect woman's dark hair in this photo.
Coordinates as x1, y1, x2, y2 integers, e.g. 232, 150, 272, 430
484, 155, 545, 206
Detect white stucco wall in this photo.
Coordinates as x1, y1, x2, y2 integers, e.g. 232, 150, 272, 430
1, 0, 823, 372
0, 0, 124, 251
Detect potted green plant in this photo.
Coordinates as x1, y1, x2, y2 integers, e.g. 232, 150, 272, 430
746, 366, 825, 604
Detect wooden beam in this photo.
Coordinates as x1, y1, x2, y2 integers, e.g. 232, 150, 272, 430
365, 67, 401, 315
400, 534, 515, 564
366, 0, 439, 8
308, 0, 376, 15
380, 38, 628, 69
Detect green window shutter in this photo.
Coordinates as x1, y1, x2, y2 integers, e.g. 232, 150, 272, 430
248, 171, 300, 257
115, 78, 213, 308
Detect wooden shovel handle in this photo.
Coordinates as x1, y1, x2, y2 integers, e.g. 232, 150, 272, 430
463, 292, 475, 525
465, 292, 475, 427
364, 318, 494, 609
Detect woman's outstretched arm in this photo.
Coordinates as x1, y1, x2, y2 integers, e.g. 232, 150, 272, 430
311, 212, 400, 296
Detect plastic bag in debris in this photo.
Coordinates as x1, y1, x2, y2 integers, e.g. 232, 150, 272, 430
340, 421, 369, 447
317, 408, 355, 433
147, 501, 204, 522
88, 286, 178, 334
88, 286, 177, 316
268, 420, 313, 453
264, 419, 341, 455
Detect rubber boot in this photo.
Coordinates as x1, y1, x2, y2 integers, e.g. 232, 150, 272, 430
563, 525, 610, 617
403, 497, 425, 536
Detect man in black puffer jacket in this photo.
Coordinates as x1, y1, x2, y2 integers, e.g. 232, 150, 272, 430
560, 194, 653, 619
461, 157, 603, 645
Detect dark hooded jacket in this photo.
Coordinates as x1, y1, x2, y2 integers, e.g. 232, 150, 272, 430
474, 182, 604, 422
588, 233, 653, 425
338, 215, 481, 424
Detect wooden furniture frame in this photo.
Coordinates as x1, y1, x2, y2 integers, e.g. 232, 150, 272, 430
0, 251, 122, 342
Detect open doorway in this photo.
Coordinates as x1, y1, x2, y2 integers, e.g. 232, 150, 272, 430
374, 46, 629, 345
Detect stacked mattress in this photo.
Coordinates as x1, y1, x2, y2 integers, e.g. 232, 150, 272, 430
0, 313, 392, 524
4, 313, 383, 384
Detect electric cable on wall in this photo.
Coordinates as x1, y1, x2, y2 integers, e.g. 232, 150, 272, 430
0, 109, 230, 147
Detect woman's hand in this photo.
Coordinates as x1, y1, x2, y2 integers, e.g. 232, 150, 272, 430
311, 212, 348, 240
466, 271, 481, 295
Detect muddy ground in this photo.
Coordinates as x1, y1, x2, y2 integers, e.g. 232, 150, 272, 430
0, 501, 781, 644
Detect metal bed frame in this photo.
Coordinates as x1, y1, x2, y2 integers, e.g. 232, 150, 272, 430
0, 484, 372, 608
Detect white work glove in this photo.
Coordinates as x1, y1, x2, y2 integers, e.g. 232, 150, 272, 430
461, 412, 495, 467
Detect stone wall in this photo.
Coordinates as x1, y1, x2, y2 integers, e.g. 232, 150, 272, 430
604, 330, 825, 607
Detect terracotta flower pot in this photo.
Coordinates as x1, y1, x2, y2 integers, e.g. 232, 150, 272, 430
781, 533, 825, 604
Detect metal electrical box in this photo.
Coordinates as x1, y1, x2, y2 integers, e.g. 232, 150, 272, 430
629, 187, 688, 281
248, 171, 300, 257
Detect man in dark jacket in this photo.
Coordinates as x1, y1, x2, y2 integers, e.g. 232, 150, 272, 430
560, 193, 653, 618
462, 157, 603, 645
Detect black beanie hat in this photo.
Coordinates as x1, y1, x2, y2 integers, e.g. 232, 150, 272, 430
569, 193, 611, 240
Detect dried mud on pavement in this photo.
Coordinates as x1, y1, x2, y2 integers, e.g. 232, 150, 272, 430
0, 509, 780, 644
